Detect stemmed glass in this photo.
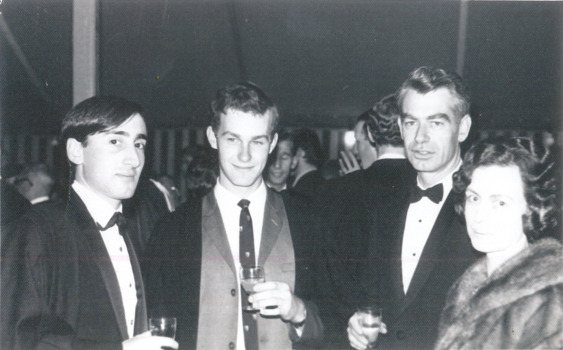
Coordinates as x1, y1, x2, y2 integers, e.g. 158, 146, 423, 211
357, 305, 382, 349
239, 265, 265, 311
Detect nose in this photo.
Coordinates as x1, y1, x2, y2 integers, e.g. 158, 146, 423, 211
414, 123, 429, 143
238, 142, 251, 162
273, 157, 282, 169
124, 143, 143, 168
468, 201, 489, 225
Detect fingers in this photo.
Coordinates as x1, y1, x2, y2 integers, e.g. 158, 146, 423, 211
339, 151, 361, 174
347, 313, 369, 350
249, 281, 296, 320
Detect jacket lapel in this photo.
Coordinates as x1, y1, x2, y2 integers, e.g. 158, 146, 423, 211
258, 190, 283, 266
399, 192, 457, 314
201, 193, 236, 274
67, 190, 129, 340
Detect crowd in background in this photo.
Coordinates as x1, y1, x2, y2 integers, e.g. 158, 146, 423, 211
1, 67, 561, 350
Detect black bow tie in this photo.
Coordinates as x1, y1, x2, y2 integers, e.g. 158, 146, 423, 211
410, 183, 444, 204
96, 212, 127, 233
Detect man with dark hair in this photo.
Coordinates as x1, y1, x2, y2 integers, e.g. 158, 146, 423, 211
338, 111, 379, 175
290, 128, 325, 200
265, 129, 294, 192
1, 96, 178, 350
144, 82, 322, 350
347, 67, 480, 350
315, 94, 415, 348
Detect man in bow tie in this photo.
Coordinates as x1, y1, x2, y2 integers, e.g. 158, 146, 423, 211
1, 96, 178, 350
347, 67, 481, 350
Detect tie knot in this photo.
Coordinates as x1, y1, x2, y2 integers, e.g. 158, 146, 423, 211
238, 199, 250, 209
97, 212, 127, 231
410, 183, 444, 204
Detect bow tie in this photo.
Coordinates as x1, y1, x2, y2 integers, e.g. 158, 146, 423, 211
409, 183, 443, 204
96, 212, 127, 233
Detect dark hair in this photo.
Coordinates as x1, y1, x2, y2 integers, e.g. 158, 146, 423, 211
61, 96, 145, 145
366, 94, 403, 147
292, 128, 324, 168
396, 66, 470, 120
210, 82, 279, 137
453, 137, 560, 242
185, 147, 219, 199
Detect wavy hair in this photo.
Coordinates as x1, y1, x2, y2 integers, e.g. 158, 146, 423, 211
453, 137, 560, 241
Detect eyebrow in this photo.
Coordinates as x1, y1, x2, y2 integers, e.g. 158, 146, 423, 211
106, 130, 147, 140
402, 113, 452, 122
221, 131, 270, 141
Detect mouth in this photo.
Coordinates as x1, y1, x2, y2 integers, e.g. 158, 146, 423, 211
233, 164, 254, 171
411, 149, 434, 159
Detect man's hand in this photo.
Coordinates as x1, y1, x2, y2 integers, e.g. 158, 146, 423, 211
339, 151, 361, 175
347, 312, 387, 350
122, 331, 179, 350
249, 281, 306, 324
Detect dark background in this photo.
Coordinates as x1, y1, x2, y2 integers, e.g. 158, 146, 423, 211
1, 0, 562, 136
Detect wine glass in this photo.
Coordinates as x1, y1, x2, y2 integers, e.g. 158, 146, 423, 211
357, 305, 382, 349
149, 317, 177, 339
239, 265, 265, 311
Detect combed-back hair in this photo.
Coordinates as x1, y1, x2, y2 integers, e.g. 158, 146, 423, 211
61, 95, 145, 145
366, 94, 403, 147
453, 137, 561, 242
396, 66, 471, 120
292, 128, 324, 168
210, 82, 279, 137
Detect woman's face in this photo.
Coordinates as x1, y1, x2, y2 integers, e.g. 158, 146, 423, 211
464, 165, 528, 254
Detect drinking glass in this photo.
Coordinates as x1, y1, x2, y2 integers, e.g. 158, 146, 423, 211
239, 265, 265, 311
149, 317, 177, 339
357, 305, 382, 349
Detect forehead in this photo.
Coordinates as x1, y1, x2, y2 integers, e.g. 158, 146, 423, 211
401, 88, 459, 120
218, 108, 273, 137
276, 140, 293, 154
91, 113, 147, 139
470, 165, 525, 196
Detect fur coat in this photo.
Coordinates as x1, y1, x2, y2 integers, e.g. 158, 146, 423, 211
435, 238, 563, 350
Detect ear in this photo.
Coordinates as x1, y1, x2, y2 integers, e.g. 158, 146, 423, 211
268, 133, 278, 154
66, 138, 84, 165
290, 149, 300, 169
398, 118, 405, 140
206, 126, 218, 149
457, 114, 472, 142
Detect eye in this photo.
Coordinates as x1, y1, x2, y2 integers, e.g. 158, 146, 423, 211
226, 137, 237, 143
135, 141, 146, 150
252, 140, 265, 146
110, 139, 122, 146
403, 120, 415, 127
431, 120, 444, 127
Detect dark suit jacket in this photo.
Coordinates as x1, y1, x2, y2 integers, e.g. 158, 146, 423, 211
363, 183, 480, 350
143, 188, 323, 350
1, 179, 32, 225
1, 189, 147, 350
314, 158, 416, 348
292, 170, 325, 202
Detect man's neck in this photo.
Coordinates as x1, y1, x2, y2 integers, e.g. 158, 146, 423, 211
417, 154, 462, 188
292, 165, 316, 187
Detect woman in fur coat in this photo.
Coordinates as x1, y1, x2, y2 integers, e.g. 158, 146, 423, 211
435, 137, 562, 350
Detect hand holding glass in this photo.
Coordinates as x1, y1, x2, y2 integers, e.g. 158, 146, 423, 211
357, 305, 382, 349
240, 265, 265, 311
149, 317, 177, 339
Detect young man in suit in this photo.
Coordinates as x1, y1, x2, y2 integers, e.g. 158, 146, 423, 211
347, 67, 480, 350
289, 128, 325, 200
1, 96, 178, 350
314, 94, 415, 348
144, 83, 323, 350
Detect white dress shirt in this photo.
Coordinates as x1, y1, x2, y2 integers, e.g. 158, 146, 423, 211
213, 180, 267, 350
401, 162, 460, 294
72, 181, 137, 338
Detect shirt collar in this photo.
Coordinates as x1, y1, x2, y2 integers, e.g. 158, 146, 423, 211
376, 153, 406, 161
72, 181, 123, 228
30, 196, 50, 205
